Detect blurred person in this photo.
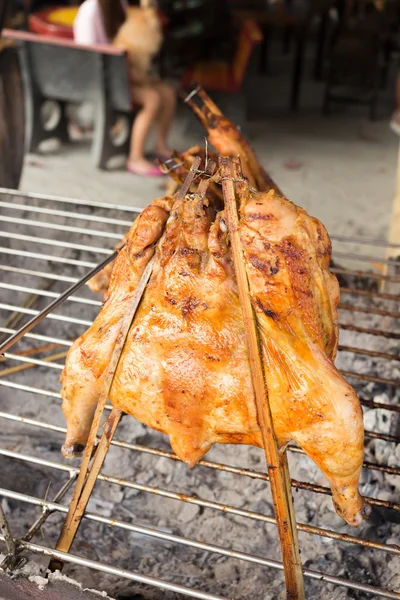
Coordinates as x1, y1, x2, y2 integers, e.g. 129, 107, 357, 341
74, 0, 176, 176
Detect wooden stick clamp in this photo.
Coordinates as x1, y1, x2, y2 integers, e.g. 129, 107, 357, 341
219, 156, 305, 600
49, 160, 202, 572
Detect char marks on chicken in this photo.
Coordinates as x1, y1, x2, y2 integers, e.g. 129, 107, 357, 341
60, 177, 369, 527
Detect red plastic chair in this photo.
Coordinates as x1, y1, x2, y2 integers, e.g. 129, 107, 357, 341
181, 19, 263, 93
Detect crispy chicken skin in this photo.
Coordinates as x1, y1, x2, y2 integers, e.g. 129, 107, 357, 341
61, 188, 368, 526
60, 196, 173, 455
237, 187, 368, 526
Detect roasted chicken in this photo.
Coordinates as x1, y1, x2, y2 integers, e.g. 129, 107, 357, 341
61, 177, 368, 526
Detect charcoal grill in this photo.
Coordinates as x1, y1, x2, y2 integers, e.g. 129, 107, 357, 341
0, 185, 399, 600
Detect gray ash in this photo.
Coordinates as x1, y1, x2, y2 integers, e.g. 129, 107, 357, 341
0, 193, 399, 600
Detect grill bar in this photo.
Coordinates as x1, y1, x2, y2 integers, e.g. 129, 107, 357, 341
342, 370, 399, 387
0, 283, 101, 306
330, 234, 400, 248
1, 408, 399, 482
339, 303, 400, 319
3, 536, 399, 600
0, 186, 142, 212
3, 345, 398, 389
0, 488, 398, 586
0, 536, 230, 600
0, 265, 77, 283
1, 377, 397, 442
0, 328, 72, 347
0, 189, 399, 600
0, 304, 93, 326
0, 247, 97, 267
338, 345, 400, 362
333, 250, 400, 266
0, 215, 123, 239
0, 231, 112, 255
1, 447, 399, 521
341, 287, 400, 301
339, 323, 400, 339
331, 267, 400, 283
0, 200, 134, 226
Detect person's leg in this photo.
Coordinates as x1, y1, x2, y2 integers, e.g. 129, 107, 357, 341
128, 85, 162, 174
390, 72, 400, 135
152, 81, 177, 157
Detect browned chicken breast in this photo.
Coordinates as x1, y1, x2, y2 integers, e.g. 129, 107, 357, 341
60, 185, 369, 526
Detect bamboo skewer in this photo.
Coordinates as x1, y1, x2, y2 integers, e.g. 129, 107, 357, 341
49, 160, 202, 572
220, 156, 305, 600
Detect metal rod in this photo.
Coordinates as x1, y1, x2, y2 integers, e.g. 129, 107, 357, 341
1, 446, 399, 513
1, 407, 399, 481
334, 250, 400, 266
331, 234, 400, 248
339, 323, 400, 339
0, 186, 143, 213
331, 266, 400, 283
0, 303, 92, 327
1, 377, 398, 444
0, 247, 121, 355
360, 397, 400, 412
339, 303, 400, 320
1, 536, 399, 600
339, 345, 400, 362
0, 380, 61, 398
340, 287, 400, 302
0, 231, 113, 255
1, 487, 399, 578
0, 200, 133, 226
0, 352, 67, 377
0, 282, 101, 306
0, 265, 78, 283
0, 328, 72, 347
342, 370, 399, 387
220, 156, 304, 599
0, 246, 97, 267
0, 215, 122, 239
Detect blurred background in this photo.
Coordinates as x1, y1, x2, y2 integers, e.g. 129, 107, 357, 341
1, 0, 400, 240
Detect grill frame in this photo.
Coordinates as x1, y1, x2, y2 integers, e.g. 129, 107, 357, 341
0, 186, 399, 600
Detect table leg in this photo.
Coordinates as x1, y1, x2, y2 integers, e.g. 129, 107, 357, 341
291, 30, 306, 111
314, 11, 328, 81
259, 26, 269, 75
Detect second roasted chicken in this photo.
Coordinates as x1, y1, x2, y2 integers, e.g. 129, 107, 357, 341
60, 175, 369, 527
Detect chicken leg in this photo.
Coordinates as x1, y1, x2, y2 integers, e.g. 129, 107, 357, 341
236, 180, 370, 525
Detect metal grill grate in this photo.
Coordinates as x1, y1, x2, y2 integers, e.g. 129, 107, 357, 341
0, 187, 399, 599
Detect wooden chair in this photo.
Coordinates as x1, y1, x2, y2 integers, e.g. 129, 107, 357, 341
3, 29, 134, 169
180, 19, 263, 93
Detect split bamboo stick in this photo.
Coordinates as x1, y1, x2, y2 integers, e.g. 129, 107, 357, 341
220, 156, 305, 600
49, 158, 202, 571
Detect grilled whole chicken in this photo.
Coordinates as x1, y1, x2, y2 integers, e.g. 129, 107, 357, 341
61, 186, 369, 526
